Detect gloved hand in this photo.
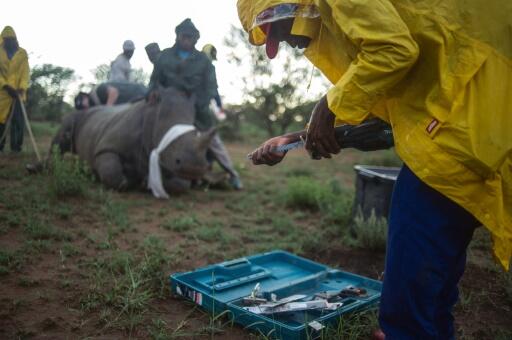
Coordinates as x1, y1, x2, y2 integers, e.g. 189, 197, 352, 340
3, 85, 18, 99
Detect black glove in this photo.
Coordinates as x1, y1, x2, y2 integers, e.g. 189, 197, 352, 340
3, 85, 18, 99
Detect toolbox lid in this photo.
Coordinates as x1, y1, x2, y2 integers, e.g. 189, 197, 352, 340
171, 250, 331, 304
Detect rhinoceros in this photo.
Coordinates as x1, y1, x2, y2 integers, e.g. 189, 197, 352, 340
47, 86, 214, 195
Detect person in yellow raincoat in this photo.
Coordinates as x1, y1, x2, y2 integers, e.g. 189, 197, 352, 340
238, 0, 511, 338
0, 26, 29, 153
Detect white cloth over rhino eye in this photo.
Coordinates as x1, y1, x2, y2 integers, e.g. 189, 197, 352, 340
148, 124, 196, 199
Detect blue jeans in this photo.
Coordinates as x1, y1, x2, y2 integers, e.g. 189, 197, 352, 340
379, 165, 480, 339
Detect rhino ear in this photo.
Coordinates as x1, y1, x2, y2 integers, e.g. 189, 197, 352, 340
198, 127, 216, 150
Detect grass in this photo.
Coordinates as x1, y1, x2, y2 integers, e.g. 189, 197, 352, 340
101, 192, 133, 232
321, 309, 379, 340
1, 129, 510, 339
80, 236, 172, 333
161, 215, 199, 232
24, 218, 72, 241
47, 147, 92, 198
348, 210, 388, 252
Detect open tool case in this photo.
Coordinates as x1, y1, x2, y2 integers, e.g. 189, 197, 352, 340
170, 250, 382, 339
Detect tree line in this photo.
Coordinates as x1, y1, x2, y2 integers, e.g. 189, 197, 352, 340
26, 26, 327, 139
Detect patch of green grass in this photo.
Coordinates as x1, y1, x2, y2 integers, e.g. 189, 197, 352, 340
101, 194, 132, 232
81, 236, 172, 333
271, 215, 295, 236
196, 224, 225, 242
24, 218, 71, 241
283, 177, 353, 225
48, 148, 91, 198
55, 203, 73, 220
321, 309, 379, 340
161, 215, 198, 232
60, 243, 80, 258
4, 213, 23, 227
348, 210, 388, 252
17, 277, 40, 287
24, 239, 53, 254
31, 121, 59, 137
287, 167, 314, 177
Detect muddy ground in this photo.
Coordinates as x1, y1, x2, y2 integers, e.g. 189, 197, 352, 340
0, 123, 511, 339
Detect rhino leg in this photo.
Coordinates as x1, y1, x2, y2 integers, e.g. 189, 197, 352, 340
94, 152, 129, 191
162, 176, 191, 195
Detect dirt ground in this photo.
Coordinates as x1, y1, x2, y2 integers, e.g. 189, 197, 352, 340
0, 126, 511, 339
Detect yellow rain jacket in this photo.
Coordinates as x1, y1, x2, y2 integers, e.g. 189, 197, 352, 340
0, 26, 29, 124
238, 0, 512, 270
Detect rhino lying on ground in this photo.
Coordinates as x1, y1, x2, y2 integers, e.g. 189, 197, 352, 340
48, 87, 214, 195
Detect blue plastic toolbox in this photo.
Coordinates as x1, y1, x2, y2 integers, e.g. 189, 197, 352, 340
170, 250, 381, 339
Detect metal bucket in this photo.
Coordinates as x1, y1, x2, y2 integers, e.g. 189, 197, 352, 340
352, 165, 401, 220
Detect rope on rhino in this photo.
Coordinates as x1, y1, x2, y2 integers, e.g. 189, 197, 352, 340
147, 124, 196, 199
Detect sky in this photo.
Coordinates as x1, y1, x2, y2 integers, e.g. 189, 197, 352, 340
1, 0, 328, 105
1, 0, 245, 103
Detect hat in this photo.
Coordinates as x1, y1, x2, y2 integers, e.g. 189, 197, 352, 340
175, 18, 200, 39
1, 26, 17, 39
202, 44, 217, 60
123, 40, 135, 51
145, 42, 160, 54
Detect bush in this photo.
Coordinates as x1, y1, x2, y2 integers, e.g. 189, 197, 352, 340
283, 176, 321, 210
48, 149, 91, 198
161, 215, 198, 232
350, 210, 388, 252
283, 177, 353, 225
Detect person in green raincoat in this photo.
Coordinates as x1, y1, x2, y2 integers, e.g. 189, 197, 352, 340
0, 26, 29, 153
148, 19, 243, 189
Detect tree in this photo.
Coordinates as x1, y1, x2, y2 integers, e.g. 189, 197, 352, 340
91, 63, 110, 83
26, 64, 75, 121
91, 64, 149, 85
224, 26, 328, 136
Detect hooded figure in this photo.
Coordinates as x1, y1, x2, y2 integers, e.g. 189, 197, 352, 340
148, 20, 243, 189
175, 18, 200, 40
0, 26, 29, 152
145, 42, 161, 64
238, 0, 511, 338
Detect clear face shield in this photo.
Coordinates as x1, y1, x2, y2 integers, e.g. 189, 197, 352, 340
250, 4, 320, 59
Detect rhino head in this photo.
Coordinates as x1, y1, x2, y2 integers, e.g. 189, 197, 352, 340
144, 86, 214, 182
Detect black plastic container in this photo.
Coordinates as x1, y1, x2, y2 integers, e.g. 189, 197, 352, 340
352, 165, 401, 219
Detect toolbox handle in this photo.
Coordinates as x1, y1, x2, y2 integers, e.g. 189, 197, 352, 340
220, 258, 251, 270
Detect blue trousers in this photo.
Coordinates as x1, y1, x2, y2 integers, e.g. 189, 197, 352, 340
379, 165, 480, 339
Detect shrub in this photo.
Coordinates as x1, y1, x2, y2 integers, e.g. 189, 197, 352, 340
161, 215, 198, 232
283, 177, 353, 225
283, 176, 321, 210
350, 210, 388, 252
48, 148, 91, 198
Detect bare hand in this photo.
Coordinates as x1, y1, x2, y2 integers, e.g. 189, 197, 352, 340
305, 96, 340, 159
249, 135, 294, 166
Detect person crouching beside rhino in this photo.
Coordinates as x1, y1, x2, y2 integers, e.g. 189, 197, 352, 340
74, 81, 147, 110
